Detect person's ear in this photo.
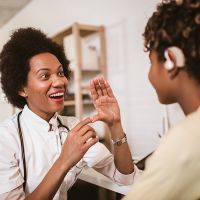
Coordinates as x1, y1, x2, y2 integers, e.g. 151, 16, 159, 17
164, 46, 185, 70
18, 88, 27, 98
164, 46, 185, 78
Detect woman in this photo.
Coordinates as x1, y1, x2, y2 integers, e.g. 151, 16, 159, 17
123, 0, 200, 199
0, 28, 137, 200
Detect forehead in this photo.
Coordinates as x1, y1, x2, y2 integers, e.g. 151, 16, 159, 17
29, 52, 61, 71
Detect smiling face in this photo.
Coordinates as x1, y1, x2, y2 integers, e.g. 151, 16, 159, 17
19, 52, 68, 121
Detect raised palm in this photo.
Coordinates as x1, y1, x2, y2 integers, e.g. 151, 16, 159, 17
90, 77, 121, 126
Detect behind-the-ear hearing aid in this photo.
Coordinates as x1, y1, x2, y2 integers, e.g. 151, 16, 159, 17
164, 46, 185, 70
164, 50, 174, 70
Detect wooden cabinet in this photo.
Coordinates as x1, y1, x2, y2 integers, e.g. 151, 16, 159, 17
52, 23, 110, 147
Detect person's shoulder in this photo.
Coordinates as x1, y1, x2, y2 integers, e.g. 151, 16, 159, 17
180, 107, 200, 129
147, 108, 200, 169
168, 107, 200, 140
132, 109, 200, 200
0, 113, 18, 133
0, 113, 20, 150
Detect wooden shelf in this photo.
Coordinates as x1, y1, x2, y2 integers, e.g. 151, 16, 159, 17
81, 86, 90, 94
52, 22, 107, 119
64, 100, 93, 106
52, 22, 110, 148
64, 100, 75, 106
52, 23, 104, 46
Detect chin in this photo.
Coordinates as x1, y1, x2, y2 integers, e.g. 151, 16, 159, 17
158, 97, 176, 105
51, 104, 64, 113
56, 106, 64, 113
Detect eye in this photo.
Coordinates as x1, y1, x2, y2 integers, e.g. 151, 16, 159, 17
58, 70, 65, 77
41, 73, 50, 80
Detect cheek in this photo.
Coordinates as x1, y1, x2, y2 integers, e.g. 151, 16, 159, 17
26, 81, 50, 96
63, 78, 69, 87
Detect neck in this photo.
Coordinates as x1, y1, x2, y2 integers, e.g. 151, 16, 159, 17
179, 96, 200, 115
176, 77, 200, 115
26, 105, 55, 122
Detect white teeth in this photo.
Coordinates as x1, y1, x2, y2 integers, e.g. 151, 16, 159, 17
49, 92, 64, 98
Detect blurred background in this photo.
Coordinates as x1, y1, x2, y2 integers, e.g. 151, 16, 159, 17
0, 0, 185, 199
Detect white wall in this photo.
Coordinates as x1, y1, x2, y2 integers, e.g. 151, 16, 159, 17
0, 0, 184, 160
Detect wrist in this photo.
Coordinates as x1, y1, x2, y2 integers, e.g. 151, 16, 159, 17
111, 133, 127, 146
109, 122, 125, 140
56, 157, 71, 174
109, 121, 123, 131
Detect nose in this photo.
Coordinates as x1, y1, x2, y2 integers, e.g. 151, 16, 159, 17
52, 75, 68, 88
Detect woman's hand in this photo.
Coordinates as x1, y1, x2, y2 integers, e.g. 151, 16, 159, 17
90, 76, 121, 127
59, 118, 98, 171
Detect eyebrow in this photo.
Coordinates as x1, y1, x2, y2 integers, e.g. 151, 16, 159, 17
36, 65, 63, 74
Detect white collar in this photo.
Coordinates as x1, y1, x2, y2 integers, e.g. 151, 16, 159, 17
21, 105, 59, 132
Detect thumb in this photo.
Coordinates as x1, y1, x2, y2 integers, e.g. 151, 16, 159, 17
90, 114, 101, 123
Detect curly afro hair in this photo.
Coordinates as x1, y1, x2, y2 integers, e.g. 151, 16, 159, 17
0, 27, 70, 109
143, 0, 200, 82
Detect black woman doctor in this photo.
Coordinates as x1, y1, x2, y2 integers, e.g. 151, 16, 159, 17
0, 27, 138, 200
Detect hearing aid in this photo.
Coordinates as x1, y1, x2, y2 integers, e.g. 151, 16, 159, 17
164, 46, 185, 70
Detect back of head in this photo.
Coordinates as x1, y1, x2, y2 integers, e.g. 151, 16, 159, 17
0, 27, 70, 109
143, 0, 200, 82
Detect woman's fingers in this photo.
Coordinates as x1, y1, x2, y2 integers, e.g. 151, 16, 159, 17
90, 78, 104, 98
80, 130, 98, 144
72, 117, 92, 132
90, 79, 98, 101
77, 124, 95, 136
94, 78, 103, 97
104, 79, 115, 98
61, 118, 99, 169
90, 76, 115, 98
70, 118, 98, 142
82, 137, 98, 151
98, 77, 108, 96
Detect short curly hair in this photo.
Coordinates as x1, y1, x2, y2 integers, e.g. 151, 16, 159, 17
0, 27, 70, 108
143, 0, 200, 82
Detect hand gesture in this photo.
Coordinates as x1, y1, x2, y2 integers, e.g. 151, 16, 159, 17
90, 76, 121, 127
59, 118, 98, 169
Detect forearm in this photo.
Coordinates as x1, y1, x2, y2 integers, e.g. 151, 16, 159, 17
109, 123, 134, 174
25, 158, 70, 200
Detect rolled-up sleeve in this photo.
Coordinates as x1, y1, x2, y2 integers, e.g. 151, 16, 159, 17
0, 185, 25, 200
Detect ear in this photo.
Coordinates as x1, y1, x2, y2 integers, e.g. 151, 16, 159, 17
169, 47, 185, 67
18, 88, 27, 98
164, 46, 185, 79
164, 46, 185, 70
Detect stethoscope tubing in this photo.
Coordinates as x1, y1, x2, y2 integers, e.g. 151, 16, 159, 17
17, 111, 70, 190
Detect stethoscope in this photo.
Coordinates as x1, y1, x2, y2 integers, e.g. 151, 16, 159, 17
17, 111, 70, 190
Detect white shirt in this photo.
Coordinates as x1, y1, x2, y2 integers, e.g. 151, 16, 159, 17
0, 105, 136, 200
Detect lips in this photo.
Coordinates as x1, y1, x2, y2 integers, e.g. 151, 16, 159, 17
49, 92, 64, 99
49, 90, 65, 102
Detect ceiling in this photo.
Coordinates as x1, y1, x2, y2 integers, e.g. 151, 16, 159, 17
0, 0, 31, 28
